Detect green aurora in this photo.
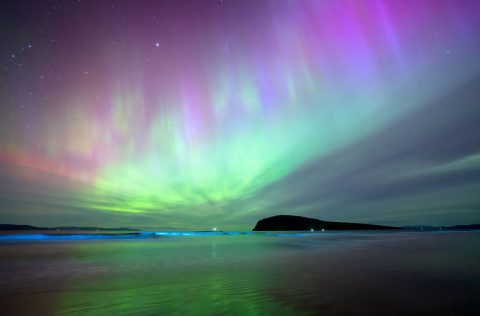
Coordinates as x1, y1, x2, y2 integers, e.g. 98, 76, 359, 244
1, 1, 480, 229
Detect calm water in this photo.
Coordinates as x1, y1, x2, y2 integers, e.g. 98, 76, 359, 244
0, 231, 479, 315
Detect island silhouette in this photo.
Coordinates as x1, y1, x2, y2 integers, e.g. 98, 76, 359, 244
253, 215, 398, 231
252, 215, 480, 231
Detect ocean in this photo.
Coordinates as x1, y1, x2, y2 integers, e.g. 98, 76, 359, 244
1, 231, 479, 315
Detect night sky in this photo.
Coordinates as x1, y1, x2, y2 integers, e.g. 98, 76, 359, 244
1, 0, 479, 230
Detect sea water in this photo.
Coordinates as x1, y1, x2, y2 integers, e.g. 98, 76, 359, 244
0, 231, 479, 315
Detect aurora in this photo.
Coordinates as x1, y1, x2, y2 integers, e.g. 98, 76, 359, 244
1, 0, 479, 230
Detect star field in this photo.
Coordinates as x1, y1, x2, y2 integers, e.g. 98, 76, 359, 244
0, 0, 480, 230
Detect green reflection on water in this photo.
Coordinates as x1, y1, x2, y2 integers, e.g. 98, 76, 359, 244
55, 237, 307, 316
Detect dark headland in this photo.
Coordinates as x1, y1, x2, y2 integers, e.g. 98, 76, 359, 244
252, 215, 397, 231
0, 224, 139, 232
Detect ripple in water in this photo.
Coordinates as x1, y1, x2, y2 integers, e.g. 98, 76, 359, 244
0, 231, 479, 315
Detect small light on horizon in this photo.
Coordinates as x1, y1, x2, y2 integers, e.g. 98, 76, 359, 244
321, 228, 325, 232
213, 227, 217, 231
310, 228, 314, 232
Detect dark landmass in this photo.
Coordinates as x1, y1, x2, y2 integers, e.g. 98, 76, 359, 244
252, 215, 398, 231
402, 224, 480, 231
0, 224, 46, 231
0, 224, 139, 232
401, 225, 437, 230
54, 226, 139, 232
448, 224, 480, 230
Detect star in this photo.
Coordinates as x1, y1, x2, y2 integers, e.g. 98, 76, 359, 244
155, 42, 160, 47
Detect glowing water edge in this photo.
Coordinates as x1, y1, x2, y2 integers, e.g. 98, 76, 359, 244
0, 231, 479, 315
